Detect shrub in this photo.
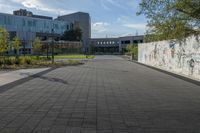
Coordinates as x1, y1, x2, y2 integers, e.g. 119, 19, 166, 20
67, 60, 81, 65
20, 57, 32, 65
4, 58, 15, 65
0, 59, 3, 66
15, 58, 21, 65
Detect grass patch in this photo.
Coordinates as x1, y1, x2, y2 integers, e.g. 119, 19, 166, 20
54, 55, 95, 59
0, 56, 83, 70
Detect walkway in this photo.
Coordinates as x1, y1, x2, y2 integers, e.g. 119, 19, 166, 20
0, 56, 199, 133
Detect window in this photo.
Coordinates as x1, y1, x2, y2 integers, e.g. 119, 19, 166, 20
28, 20, 32, 27
33, 20, 36, 27
66, 25, 69, 30
121, 40, 130, 44
5, 16, 12, 25
0, 16, 4, 25
22, 19, 26, 26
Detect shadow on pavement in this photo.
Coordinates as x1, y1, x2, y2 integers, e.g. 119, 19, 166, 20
20, 72, 68, 85
0, 68, 57, 93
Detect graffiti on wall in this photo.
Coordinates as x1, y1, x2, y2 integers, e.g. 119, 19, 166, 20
138, 36, 200, 80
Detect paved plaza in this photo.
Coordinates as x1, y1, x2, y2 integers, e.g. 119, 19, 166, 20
0, 56, 200, 133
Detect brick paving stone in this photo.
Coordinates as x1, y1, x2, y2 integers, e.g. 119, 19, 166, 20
0, 56, 199, 133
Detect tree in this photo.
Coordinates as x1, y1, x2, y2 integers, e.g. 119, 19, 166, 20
33, 37, 42, 58
137, 0, 200, 42
13, 36, 20, 57
61, 28, 82, 41
0, 27, 9, 57
126, 44, 138, 60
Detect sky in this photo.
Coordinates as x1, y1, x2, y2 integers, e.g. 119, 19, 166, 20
0, 0, 147, 38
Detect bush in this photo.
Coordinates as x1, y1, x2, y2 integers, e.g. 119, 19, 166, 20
4, 58, 15, 65
0, 59, 3, 66
20, 57, 32, 65
14, 58, 20, 65
67, 60, 81, 65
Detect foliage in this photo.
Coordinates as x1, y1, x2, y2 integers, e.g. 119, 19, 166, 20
33, 37, 42, 56
21, 56, 32, 65
4, 58, 15, 65
126, 44, 138, 60
0, 56, 83, 69
0, 27, 9, 55
67, 60, 82, 65
61, 28, 82, 41
137, 0, 200, 42
13, 36, 20, 54
54, 54, 95, 59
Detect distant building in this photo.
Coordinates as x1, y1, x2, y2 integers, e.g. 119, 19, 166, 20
13, 9, 53, 20
119, 35, 144, 53
90, 38, 119, 53
90, 35, 144, 54
0, 9, 144, 55
56, 12, 91, 52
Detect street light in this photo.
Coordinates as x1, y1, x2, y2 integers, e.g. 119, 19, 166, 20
51, 28, 54, 64
23, 38, 25, 56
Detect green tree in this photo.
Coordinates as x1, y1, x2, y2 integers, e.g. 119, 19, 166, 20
33, 37, 42, 58
13, 36, 20, 57
0, 27, 9, 56
61, 28, 82, 41
137, 0, 200, 42
0, 27, 9, 65
126, 44, 138, 60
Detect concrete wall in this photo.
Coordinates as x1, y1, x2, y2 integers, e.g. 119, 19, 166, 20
138, 36, 200, 80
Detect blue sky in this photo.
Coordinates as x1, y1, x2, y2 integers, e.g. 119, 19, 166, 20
0, 0, 147, 38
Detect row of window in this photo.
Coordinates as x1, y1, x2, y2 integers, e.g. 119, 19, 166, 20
97, 41, 118, 45
0, 15, 69, 34
93, 39, 144, 45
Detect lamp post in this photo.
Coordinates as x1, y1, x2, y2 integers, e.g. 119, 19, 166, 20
46, 38, 49, 59
23, 38, 25, 56
51, 28, 54, 64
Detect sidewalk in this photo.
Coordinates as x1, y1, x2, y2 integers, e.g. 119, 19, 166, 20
0, 68, 50, 86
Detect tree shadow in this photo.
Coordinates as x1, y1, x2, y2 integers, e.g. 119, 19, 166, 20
19, 72, 68, 85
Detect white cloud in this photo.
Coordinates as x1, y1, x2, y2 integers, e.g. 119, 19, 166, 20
100, 0, 126, 10
92, 22, 110, 33
10, 0, 74, 15
123, 23, 147, 30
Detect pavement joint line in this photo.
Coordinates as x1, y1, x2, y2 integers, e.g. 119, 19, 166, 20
0, 67, 57, 93
129, 60, 200, 86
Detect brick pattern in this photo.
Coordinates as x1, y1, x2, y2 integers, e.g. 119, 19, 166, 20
0, 59, 200, 133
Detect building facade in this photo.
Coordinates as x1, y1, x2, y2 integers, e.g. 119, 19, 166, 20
90, 35, 144, 54
56, 12, 91, 52
0, 9, 144, 55
0, 11, 70, 54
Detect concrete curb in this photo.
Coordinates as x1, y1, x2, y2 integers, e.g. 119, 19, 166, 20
129, 60, 200, 86
0, 67, 56, 93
